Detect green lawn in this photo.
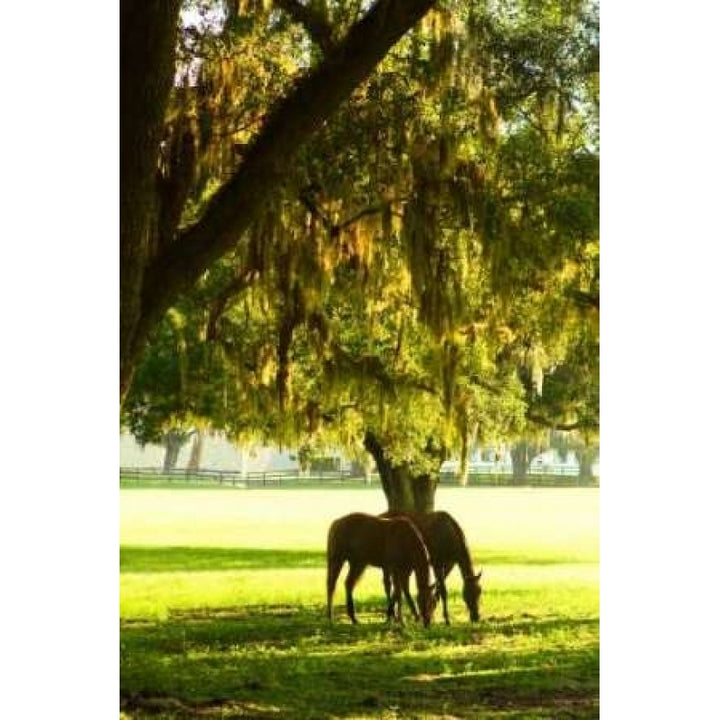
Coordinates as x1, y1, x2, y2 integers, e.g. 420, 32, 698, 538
120, 486, 599, 719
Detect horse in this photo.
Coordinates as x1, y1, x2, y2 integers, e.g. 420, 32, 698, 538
326, 513, 436, 627
380, 510, 482, 624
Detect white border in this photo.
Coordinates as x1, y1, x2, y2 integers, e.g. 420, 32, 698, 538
0, 3, 118, 717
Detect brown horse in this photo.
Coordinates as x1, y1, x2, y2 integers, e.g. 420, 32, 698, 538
381, 510, 482, 624
326, 513, 436, 627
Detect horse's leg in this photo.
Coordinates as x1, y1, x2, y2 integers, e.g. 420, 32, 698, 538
326, 556, 344, 621
383, 569, 395, 622
344, 562, 365, 624
437, 566, 450, 625
402, 572, 419, 621
391, 570, 404, 626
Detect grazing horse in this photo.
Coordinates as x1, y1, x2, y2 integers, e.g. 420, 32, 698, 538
326, 513, 436, 627
381, 510, 483, 624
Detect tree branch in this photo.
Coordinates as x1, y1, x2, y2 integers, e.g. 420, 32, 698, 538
329, 344, 438, 397
206, 267, 260, 340
338, 202, 393, 230
274, 0, 335, 54
139, 0, 437, 339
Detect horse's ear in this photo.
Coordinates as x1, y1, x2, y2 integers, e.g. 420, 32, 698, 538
476, 570, 483, 581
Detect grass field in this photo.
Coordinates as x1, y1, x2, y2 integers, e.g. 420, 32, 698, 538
120, 486, 599, 719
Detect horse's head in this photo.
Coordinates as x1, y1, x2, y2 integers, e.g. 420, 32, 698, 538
462, 570, 483, 622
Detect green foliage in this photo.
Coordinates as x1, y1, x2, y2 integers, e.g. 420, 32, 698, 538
127, 0, 599, 471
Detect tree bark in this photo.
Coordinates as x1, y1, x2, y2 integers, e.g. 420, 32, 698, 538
120, 0, 437, 402
457, 421, 469, 487
186, 431, 204, 472
456, 420, 478, 487
577, 447, 597, 485
361, 452, 375, 485
162, 429, 189, 473
120, 0, 183, 399
510, 440, 541, 486
364, 431, 439, 513
411, 473, 437, 514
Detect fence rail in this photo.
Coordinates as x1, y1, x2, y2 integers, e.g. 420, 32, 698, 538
120, 465, 597, 488
120, 466, 371, 487
440, 463, 584, 476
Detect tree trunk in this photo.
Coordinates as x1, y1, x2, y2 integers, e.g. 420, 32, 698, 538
362, 453, 374, 485
411, 473, 437, 514
577, 447, 597, 485
162, 429, 188, 473
456, 420, 478, 487
119, 0, 437, 402
120, 0, 183, 399
364, 431, 440, 513
457, 422, 469, 487
186, 431, 203, 472
510, 440, 540, 486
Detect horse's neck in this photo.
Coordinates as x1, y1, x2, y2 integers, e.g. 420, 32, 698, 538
458, 545, 475, 580
413, 553, 431, 588
447, 516, 474, 579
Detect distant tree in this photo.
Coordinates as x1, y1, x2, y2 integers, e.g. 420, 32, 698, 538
186, 430, 204, 472
162, 428, 196, 473
510, 437, 545, 485
551, 430, 598, 484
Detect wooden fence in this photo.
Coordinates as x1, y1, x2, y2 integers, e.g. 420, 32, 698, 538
119, 466, 371, 487
120, 465, 597, 488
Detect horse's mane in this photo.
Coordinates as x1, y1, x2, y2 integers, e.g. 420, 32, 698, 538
433, 511, 474, 578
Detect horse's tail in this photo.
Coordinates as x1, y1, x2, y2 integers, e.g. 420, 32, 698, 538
326, 519, 344, 621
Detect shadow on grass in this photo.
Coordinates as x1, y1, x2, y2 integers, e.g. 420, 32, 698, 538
121, 605, 599, 719
121, 545, 595, 574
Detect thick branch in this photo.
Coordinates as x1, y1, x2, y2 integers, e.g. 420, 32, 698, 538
275, 0, 335, 54
338, 202, 393, 230
206, 268, 260, 340
300, 192, 398, 236
329, 345, 438, 397
139, 0, 436, 339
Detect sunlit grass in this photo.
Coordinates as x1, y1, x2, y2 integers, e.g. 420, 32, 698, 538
120, 487, 598, 718
120, 559, 598, 622
120, 486, 598, 559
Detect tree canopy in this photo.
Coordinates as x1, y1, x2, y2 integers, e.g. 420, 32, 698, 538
121, 0, 599, 510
